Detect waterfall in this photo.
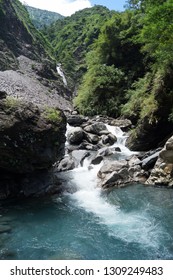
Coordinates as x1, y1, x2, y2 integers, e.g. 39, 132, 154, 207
56, 63, 67, 86
60, 124, 162, 248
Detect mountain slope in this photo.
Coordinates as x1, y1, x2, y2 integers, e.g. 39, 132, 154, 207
43, 6, 115, 86
25, 5, 64, 29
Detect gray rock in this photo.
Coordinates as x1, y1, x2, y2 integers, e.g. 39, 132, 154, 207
146, 135, 173, 186
101, 133, 117, 146
67, 127, 84, 145
56, 157, 75, 171
67, 114, 87, 126
141, 151, 160, 170
84, 132, 99, 144
97, 160, 128, 179
84, 122, 108, 135
91, 156, 103, 165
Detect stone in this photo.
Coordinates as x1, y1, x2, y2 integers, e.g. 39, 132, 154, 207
101, 171, 121, 189
0, 91, 7, 100
91, 156, 103, 165
0, 97, 66, 173
67, 127, 84, 145
97, 160, 128, 179
67, 114, 87, 126
84, 132, 99, 144
56, 157, 75, 171
84, 122, 108, 135
146, 135, 173, 186
141, 151, 160, 170
101, 133, 117, 146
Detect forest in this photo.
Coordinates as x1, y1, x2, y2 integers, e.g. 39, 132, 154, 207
42, 0, 173, 150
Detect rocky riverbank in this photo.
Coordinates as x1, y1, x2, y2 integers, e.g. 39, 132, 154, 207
55, 113, 173, 190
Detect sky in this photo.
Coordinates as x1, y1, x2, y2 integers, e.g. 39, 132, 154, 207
20, 0, 127, 16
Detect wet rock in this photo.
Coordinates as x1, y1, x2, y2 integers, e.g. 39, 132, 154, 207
96, 147, 113, 157
91, 156, 103, 165
84, 132, 99, 144
115, 147, 121, 152
67, 114, 88, 126
101, 133, 117, 146
56, 157, 75, 172
67, 127, 84, 145
84, 122, 108, 135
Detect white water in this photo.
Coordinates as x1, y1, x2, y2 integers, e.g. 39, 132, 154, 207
64, 125, 163, 249
56, 63, 67, 86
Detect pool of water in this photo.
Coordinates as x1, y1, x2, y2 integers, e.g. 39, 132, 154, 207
1, 183, 173, 260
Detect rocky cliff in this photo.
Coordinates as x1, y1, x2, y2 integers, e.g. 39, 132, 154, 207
0, 0, 73, 199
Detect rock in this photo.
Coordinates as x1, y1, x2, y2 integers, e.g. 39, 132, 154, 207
128, 155, 141, 166
96, 147, 113, 157
91, 156, 103, 165
141, 151, 160, 170
0, 91, 7, 100
0, 97, 66, 173
67, 114, 87, 126
146, 135, 173, 186
56, 157, 75, 171
101, 171, 121, 189
115, 147, 121, 152
84, 132, 99, 144
67, 127, 84, 145
101, 133, 117, 146
84, 122, 108, 135
97, 160, 128, 179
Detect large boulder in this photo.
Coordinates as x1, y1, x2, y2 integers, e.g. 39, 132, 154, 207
146, 135, 173, 186
67, 127, 84, 145
84, 122, 108, 135
67, 114, 88, 126
0, 96, 66, 173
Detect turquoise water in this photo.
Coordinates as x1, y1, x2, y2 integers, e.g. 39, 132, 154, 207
1, 183, 173, 260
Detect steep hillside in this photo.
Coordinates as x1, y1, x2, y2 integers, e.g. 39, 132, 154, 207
25, 5, 64, 29
0, 0, 72, 108
43, 6, 115, 86
0, 0, 55, 71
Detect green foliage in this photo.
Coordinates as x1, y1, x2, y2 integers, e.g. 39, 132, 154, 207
5, 96, 21, 110
43, 107, 62, 123
121, 73, 158, 123
25, 5, 64, 30
74, 9, 145, 117
138, 0, 173, 65
75, 64, 125, 116
43, 6, 114, 83
11, 0, 55, 60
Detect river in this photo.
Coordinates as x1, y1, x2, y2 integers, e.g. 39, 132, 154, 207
0, 125, 173, 260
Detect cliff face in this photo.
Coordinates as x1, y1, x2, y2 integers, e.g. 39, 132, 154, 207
0, 0, 73, 199
0, 0, 53, 70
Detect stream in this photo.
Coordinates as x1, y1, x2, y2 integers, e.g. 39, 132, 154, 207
0, 125, 173, 260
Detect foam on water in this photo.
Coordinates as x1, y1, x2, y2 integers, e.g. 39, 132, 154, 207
64, 124, 165, 250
